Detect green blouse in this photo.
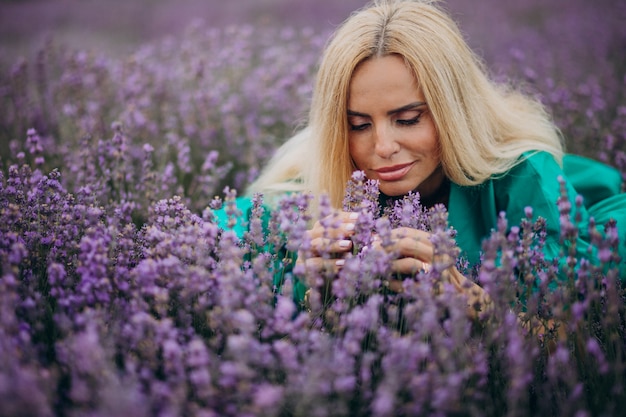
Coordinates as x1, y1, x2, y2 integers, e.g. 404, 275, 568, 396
214, 152, 626, 299
448, 152, 625, 274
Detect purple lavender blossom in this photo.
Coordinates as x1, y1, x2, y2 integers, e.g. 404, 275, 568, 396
0, 2, 625, 414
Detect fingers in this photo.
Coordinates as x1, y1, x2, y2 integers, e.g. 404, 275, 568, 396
301, 218, 456, 283
389, 257, 432, 275
298, 234, 353, 271
308, 236, 353, 255
372, 227, 434, 263
382, 278, 405, 293
372, 227, 459, 276
306, 211, 358, 256
391, 228, 433, 258
298, 256, 347, 275
297, 211, 359, 276
309, 211, 359, 239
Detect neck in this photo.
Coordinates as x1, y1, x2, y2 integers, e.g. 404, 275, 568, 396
417, 165, 449, 208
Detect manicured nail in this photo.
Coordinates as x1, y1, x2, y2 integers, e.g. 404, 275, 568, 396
349, 212, 359, 220
338, 240, 352, 248
344, 223, 355, 232
335, 259, 345, 266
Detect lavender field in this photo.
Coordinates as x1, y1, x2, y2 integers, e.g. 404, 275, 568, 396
1, 0, 626, 416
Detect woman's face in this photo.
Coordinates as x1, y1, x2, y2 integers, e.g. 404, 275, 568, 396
347, 54, 442, 198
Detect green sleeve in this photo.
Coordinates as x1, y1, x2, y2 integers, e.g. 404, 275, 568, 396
211, 196, 309, 307
562, 154, 623, 208
491, 152, 582, 264
502, 153, 625, 277
212, 196, 254, 239
449, 152, 626, 278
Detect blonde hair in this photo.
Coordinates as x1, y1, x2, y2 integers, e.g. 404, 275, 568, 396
247, 0, 564, 209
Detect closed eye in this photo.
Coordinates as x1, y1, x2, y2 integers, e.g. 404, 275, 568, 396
396, 113, 422, 126
348, 113, 371, 131
350, 122, 371, 131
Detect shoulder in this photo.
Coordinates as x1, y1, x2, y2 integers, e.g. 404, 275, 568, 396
493, 151, 564, 199
488, 151, 567, 231
510, 151, 562, 177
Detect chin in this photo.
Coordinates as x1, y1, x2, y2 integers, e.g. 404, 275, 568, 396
380, 184, 416, 197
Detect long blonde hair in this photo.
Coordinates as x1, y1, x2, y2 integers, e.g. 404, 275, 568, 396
247, 0, 564, 209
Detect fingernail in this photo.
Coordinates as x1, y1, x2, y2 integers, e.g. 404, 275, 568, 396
338, 240, 352, 248
349, 213, 359, 220
344, 223, 355, 232
335, 259, 345, 266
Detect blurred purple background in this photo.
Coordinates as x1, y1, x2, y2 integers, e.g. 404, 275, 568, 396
1, 0, 623, 70
0, 0, 367, 59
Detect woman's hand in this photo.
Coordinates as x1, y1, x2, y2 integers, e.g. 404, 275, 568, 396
296, 211, 358, 274
296, 215, 491, 319
371, 226, 491, 318
371, 226, 435, 275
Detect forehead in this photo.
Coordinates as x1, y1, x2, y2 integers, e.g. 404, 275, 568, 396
352, 54, 417, 82
348, 55, 423, 106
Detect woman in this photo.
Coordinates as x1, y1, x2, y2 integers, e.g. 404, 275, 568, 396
215, 0, 626, 314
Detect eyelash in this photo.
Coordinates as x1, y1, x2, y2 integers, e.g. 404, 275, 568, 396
349, 114, 422, 131
350, 123, 369, 131
397, 114, 422, 126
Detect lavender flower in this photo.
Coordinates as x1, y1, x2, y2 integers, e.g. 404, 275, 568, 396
0, 3, 625, 414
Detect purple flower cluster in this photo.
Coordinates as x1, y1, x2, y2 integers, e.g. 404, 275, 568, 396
2, 134, 626, 417
1, 23, 324, 218
1, 1, 625, 415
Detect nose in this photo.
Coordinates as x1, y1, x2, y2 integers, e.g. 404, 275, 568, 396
373, 124, 399, 159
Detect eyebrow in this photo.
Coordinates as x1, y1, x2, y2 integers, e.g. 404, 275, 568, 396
347, 101, 427, 117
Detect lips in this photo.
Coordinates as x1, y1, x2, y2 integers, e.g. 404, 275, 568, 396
374, 162, 415, 182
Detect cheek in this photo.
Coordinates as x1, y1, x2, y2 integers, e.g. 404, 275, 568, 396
411, 129, 439, 156
431, 134, 442, 158
427, 124, 440, 153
